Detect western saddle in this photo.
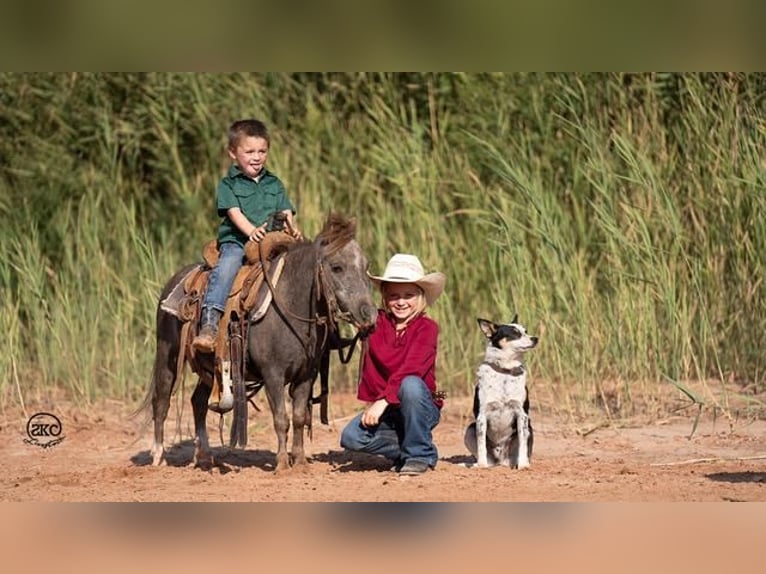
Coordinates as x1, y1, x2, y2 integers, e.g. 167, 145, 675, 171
166, 231, 299, 414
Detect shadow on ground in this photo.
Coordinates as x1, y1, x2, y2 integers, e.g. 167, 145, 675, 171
130, 439, 277, 472
312, 449, 392, 473
706, 471, 766, 484
442, 454, 474, 465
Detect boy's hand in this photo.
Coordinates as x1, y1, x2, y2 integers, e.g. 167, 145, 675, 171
284, 213, 303, 240
248, 223, 268, 243
287, 224, 303, 240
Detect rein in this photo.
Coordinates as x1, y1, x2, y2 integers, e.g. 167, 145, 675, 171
257, 239, 359, 361
256, 237, 364, 427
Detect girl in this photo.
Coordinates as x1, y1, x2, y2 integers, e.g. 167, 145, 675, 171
340, 253, 446, 475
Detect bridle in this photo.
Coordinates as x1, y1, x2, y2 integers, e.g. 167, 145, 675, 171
257, 239, 365, 363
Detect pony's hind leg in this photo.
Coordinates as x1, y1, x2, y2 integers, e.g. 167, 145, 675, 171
151, 370, 172, 466
191, 376, 213, 469
150, 317, 183, 466
145, 263, 200, 466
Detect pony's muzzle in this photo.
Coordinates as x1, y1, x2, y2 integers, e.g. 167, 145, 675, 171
357, 303, 378, 334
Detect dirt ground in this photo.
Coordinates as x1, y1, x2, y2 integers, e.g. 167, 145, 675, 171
2, 390, 766, 502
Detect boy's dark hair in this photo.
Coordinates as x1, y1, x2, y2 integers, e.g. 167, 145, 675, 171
228, 119, 270, 149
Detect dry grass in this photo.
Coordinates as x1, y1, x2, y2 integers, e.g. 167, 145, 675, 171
1, 73, 764, 423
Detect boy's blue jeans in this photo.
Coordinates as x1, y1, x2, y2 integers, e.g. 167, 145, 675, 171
202, 242, 244, 313
340, 376, 441, 468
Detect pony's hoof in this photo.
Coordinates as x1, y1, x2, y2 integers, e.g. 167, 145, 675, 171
274, 456, 292, 474
151, 445, 166, 466
194, 452, 214, 471
291, 454, 309, 467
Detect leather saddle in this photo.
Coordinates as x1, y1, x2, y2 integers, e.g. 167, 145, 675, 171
161, 231, 299, 411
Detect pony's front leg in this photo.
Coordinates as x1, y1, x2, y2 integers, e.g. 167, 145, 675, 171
191, 378, 213, 469
264, 378, 291, 472
289, 381, 313, 469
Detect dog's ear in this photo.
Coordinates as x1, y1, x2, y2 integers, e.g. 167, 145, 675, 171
510, 313, 518, 324
477, 318, 496, 339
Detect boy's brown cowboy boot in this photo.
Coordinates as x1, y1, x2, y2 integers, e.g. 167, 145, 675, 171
192, 307, 222, 353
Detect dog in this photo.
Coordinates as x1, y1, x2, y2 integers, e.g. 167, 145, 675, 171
464, 315, 539, 469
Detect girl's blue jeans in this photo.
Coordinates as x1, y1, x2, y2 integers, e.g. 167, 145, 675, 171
340, 376, 441, 468
202, 242, 244, 312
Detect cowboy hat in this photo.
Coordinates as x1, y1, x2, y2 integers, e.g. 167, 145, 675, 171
368, 253, 446, 306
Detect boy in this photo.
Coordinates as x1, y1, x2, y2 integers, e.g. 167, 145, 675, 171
192, 119, 301, 352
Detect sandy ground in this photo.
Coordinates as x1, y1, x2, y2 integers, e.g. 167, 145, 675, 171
3, 389, 766, 503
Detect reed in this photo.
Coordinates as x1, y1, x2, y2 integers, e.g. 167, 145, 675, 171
1, 72, 763, 422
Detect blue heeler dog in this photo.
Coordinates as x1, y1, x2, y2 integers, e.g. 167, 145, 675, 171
464, 316, 539, 469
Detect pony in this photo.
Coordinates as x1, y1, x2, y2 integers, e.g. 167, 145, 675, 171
141, 213, 377, 471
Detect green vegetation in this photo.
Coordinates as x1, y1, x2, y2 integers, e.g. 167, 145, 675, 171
1, 72, 763, 420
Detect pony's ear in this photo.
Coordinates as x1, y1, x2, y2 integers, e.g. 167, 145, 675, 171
510, 313, 518, 324
316, 213, 356, 251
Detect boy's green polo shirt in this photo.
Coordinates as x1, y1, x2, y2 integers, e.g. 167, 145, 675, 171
216, 165, 295, 247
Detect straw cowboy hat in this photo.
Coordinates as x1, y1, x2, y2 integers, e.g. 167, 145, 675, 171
368, 253, 446, 306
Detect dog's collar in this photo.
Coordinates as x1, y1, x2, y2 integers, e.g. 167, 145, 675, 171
488, 363, 525, 377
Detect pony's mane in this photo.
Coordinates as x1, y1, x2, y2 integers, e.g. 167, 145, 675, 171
315, 213, 357, 255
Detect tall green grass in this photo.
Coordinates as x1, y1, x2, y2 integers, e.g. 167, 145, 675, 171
1, 72, 763, 420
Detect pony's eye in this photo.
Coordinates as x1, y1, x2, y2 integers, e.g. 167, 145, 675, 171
331, 265, 344, 273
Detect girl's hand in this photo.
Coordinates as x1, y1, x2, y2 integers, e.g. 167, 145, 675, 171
360, 399, 388, 427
